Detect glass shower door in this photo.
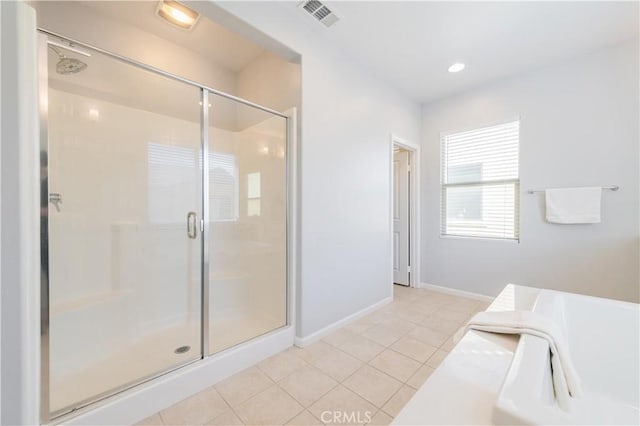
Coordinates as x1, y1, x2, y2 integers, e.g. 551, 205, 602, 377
44, 38, 203, 416
207, 92, 288, 354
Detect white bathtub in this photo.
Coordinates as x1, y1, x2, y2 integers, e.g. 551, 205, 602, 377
494, 289, 640, 425
392, 285, 639, 426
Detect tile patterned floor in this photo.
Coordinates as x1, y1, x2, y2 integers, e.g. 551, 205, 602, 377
138, 285, 490, 426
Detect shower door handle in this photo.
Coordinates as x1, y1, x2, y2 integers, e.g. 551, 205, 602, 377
187, 212, 198, 239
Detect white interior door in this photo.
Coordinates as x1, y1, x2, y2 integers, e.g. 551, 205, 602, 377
393, 150, 410, 286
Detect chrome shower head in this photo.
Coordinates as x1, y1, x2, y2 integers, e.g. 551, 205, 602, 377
49, 46, 88, 75
56, 56, 88, 74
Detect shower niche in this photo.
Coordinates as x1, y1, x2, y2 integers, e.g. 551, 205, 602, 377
40, 30, 290, 420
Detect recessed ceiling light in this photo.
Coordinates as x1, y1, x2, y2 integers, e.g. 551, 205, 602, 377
157, 0, 200, 30
448, 63, 465, 73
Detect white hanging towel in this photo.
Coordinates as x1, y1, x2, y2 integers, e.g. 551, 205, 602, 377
545, 187, 602, 224
455, 310, 582, 411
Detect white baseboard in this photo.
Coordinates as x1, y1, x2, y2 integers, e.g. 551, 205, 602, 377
61, 326, 295, 425
294, 296, 393, 347
418, 282, 494, 303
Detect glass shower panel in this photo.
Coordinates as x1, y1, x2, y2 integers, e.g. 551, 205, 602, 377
207, 93, 287, 354
46, 40, 202, 415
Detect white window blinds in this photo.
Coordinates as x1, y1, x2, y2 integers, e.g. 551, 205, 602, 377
210, 153, 238, 222
147, 142, 197, 224
441, 120, 520, 240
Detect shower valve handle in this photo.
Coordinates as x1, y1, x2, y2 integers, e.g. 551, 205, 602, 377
187, 212, 198, 239
49, 193, 62, 212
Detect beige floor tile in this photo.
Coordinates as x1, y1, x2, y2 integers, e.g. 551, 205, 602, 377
366, 310, 396, 325
392, 287, 417, 300
343, 365, 402, 407
339, 335, 386, 362
323, 328, 360, 347
258, 351, 308, 382
425, 349, 449, 369
432, 307, 473, 324
368, 349, 421, 382
289, 341, 334, 364
384, 301, 416, 316
362, 324, 406, 347
381, 385, 415, 417
308, 385, 377, 425
406, 364, 435, 389
411, 290, 442, 301
279, 365, 338, 407
136, 413, 164, 425
477, 300, 492, 311
160, 387, 229, 426
235, 385, 304, 425
418, 302, 449, 314
442, 298, 480, 314
397, 285, 417, 296
286, 410, 322, 425
410, 290, 439, 301
367, 410, 393, 425
204, 409, 243, 426
310, 347, 362, 382
430, 293, 458, 304
392, 306, 428, 324
390, 336, 438, 363
420, 315, 463, 334
215, 367, 273, 407
343, 318, 377, 334
381, 318, 416, 335
408, 301, 441, 315
406, 325, 449, 347
441, 335, 457, 352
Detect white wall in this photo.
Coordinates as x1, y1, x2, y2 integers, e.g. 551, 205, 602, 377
0, 2, 40, 424
206, 2, 422, 338
236, 50, 301, 118
421, 41, 639, 303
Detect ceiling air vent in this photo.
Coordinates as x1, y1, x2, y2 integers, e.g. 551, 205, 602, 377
300, 0, 340, 28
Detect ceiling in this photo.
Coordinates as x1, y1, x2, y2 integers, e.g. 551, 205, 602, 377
82, 1, 264, 72
283, 1, 639, 103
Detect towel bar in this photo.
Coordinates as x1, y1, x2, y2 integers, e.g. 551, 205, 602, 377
526, 185, 619, 194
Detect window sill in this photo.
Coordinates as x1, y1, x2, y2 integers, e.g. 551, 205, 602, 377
439, 234, 520, 244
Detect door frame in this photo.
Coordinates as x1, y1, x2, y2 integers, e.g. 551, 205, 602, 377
389, 134, 421, 290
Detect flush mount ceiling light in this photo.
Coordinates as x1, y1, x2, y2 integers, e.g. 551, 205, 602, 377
156, 0, 200, 30
448, 62, 465, 73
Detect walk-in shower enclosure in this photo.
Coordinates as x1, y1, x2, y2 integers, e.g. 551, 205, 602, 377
39, 30, 290, 421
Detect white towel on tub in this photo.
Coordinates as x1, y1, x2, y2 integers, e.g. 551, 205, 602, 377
545, 187, 602, 224
455, 310, 582, 410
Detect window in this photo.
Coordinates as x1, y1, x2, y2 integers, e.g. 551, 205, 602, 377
210, 153, 238, 222
148, 142, 197, 223
441, 120, 520, 240
247, 172, 261, 217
